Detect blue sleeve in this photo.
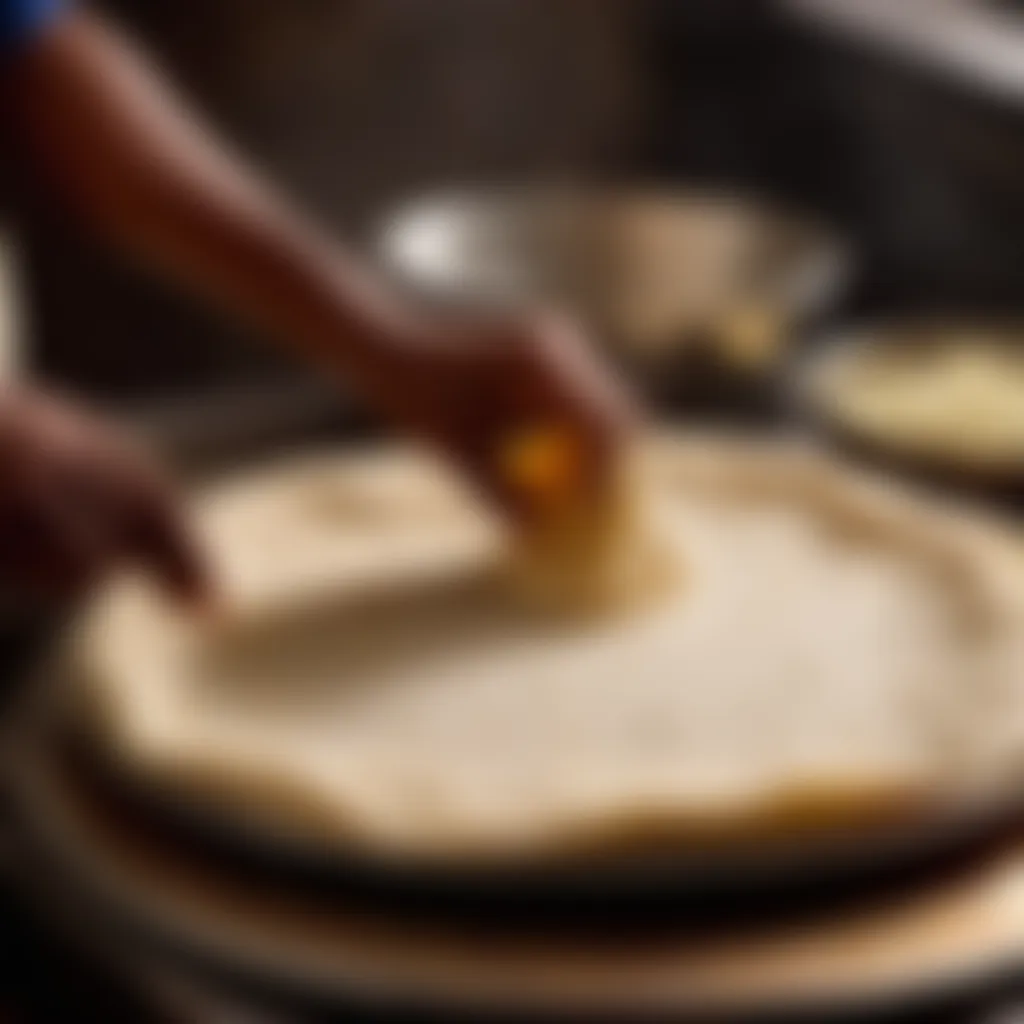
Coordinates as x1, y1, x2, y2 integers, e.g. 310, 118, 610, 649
0, 0, 63, 58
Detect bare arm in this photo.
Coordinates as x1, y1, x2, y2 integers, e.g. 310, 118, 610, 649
4, 9, 409, 403
3, 8, 632, 516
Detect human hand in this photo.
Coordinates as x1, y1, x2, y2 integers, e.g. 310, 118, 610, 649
374, 314, 636, 521
0, 387, 207, 605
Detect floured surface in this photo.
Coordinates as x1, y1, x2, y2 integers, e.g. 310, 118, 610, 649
74, 438, 1024, 864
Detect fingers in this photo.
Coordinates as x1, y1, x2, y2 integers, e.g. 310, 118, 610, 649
528, 312, 638, 438
454, 437, 540, 526
495, 314, 638, 511
120, 470, 210, 605
0, 410, 208, 607
496, 424, 592, 521
70, 440, 210, 606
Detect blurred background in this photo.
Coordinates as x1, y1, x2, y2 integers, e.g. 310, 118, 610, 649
9, 4, 1024, 1019
13, 0, 1024, 409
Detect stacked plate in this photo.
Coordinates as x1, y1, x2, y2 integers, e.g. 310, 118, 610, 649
8, 435, 1024, 1021
799, 322, 1024, 506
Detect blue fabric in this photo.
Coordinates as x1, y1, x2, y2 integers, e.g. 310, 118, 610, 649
0, 0, 62, 57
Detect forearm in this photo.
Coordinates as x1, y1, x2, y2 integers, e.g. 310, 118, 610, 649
0, 7, 631, 516
4, 10, 412, 397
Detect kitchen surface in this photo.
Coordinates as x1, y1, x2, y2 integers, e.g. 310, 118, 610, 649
4, 1, 1024, 1021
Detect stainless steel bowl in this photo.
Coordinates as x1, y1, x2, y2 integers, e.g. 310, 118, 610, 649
379, 188, 850, 395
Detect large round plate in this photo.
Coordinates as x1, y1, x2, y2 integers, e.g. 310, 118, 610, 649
8, 677, 1024, 1022
60, 655, 1024, 923
61, 436, 1024, 917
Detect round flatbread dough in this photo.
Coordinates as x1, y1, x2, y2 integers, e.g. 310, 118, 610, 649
813, 338, 1024, 470
73, 437, 1024, 864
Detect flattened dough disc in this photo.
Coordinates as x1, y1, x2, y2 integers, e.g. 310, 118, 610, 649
73, 437, 1024, 868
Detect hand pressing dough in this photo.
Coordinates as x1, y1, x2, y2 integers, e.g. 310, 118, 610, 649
497, 426, 680, 619
504, 460, 679, 619
74, 437, 1024, 864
